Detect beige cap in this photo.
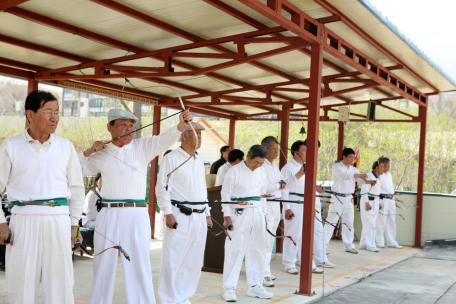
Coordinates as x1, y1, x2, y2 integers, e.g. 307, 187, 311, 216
108, 108, 138, 123
182, 122, 205, 132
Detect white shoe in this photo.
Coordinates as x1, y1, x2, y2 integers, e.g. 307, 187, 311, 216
367, 247, 380, 252
247, 285, 273, 299
389, 244, 403, 249
312, 267, 323, 274
285, 267, 299, 274
359, 245, 367, 250
270, 275, 276, 280
377, 244, 385, 248
263, 276, 274, 287
295, 261, 301, 266
317, 261, 335, 268
223, 288, 237, 302
345, 248, 358, 254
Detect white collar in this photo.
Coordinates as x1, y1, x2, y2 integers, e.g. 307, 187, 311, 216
24, 128, 52, 145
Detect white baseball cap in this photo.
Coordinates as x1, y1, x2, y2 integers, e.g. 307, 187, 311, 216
107, 108, 138, 123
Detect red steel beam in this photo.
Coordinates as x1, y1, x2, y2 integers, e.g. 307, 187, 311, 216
89, 0, 310, 84
277, 107, 290, 253
415, 106, 427, 247
149, 106, 161, 239
240, 0, 427, 107
0, 0, 28, 11
314, 0, 439, 93
0, 64, 33, 79
4, 7, 290, 101
337, 121, 344, 159
299, 42, 323, 295
204, 0, 392, 100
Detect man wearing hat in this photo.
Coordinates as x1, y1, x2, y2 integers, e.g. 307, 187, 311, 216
155, 121, 212, 304
79, 107, 192, 304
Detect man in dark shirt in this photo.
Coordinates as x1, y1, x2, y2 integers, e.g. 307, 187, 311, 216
210, 145, 231, 174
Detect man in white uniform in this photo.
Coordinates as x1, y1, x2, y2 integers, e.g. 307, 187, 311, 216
80, 108, 192, 304
215, 149, 244, 186
376, 157, 402, 249
359, 161, 383, 252
260, 136, 304, 286
156, 122, 212, 304
82, 172, 102, 229
323, 148, 372, 254
222, 145, 273, 301
0, 90, 85, 304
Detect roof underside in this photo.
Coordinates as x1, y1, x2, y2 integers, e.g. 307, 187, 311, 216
0, 0, 454, 120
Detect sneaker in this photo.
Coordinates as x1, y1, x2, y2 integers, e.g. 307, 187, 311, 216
270, 275, 276, 280
312, 267, 323, 273
359, 245, 367, 250
223, 288, 236, 302
285, 267, 299, 274
388, 244, 403, 249
345, 248, 358, 254
263, 276, 274, 287
247, 285, 273, 299
295, 261, 301, 266
317, 261, 335, 268
377, 244, 385, 248
326, 251, 330, 255
366, 247, 380, 252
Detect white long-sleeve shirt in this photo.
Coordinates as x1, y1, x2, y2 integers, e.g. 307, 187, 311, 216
221, 161, 267, 217
156, 147, 210, 216
0, 129, 85, 225
215, 162, 232, 187
263, 158, 300, 201
78, 126, 181, 202
379, 172, 394, 195
331, 161, 365, 194
82, 189, 100, 226
361, 171, 382, 197
281, 159, 321, 210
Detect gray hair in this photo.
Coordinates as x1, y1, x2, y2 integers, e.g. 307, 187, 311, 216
379, 157, 390, 165
261, 136, 279, 149
248, 144, 268, 159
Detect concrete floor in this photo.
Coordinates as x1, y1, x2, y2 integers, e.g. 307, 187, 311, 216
0, 234, 419, 304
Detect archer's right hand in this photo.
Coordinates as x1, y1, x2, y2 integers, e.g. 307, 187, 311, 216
166, 214, 177, 229
285, 209, 294, 221
84, 141, 107, 157
223, 216, 233, 231
0, 223, 11, 245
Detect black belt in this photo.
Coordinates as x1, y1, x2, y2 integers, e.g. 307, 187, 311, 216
380, 194, 394, 199
172, 202, 206, 215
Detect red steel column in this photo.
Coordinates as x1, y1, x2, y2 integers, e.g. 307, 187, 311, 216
298, 42, 323, 295
276, 107, 290, 253
415, 105, 427, 247
25, 78, 39, 128
338, 121, 344, 159
149, 106, 161, 239
229, 118, 236, 148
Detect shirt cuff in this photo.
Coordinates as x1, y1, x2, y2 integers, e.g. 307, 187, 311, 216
223, 210, 231, 217
163, 206, 173, 215
70, 217, 79, 226
295, 172, 303, 179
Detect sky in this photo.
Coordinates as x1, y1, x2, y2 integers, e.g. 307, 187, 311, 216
368, 0, 456, 85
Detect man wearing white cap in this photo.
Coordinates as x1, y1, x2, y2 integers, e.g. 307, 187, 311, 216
79, 107, 192, 304
156, 122, 211, 304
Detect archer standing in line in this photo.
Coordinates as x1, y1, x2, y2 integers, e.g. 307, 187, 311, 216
80, 108, 192, 304
0, 90, 85, 304
376, 157, 402, 249
221, 145, 273, 301
156, 122, 211, 304
323, 148, 373, 254
215, 149, 244, 187
359, 161, 382, 252
260, 136, 304, 287
210, 145, 231, 174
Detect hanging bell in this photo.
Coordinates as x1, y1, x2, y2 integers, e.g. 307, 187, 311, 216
299, 126, 306, 134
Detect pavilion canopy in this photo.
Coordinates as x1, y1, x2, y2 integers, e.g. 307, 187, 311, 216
0, 0, 454, 120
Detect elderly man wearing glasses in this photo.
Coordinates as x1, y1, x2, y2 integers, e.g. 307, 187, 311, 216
0, 90, 85, 304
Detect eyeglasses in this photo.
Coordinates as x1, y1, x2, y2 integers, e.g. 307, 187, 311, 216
38, 109, 60, 117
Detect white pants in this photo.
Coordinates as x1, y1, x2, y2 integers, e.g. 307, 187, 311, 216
359, 197, 380, 249
159, 206, 207, 304
264, 202, 281, 277
159, 210, 165, 235
323, 196, 355, 250
313, 212, 328, 265
89, 206, 154, 304
282, 204, 317, 270
6, 214, 74, 304
376, 199, 399, 247
223, 208, 266, 289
